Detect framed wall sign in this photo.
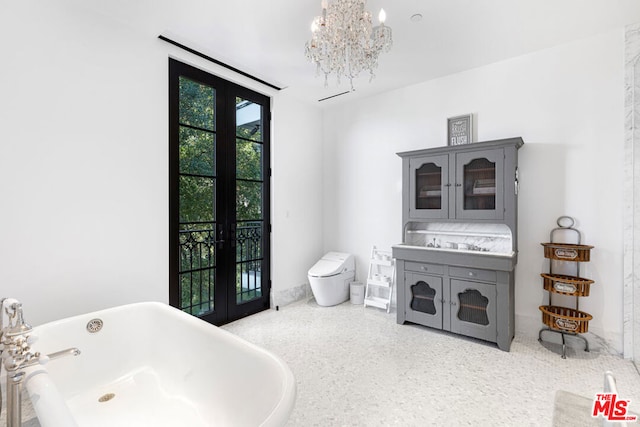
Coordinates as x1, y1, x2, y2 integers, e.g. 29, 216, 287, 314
447, 114, 473, 146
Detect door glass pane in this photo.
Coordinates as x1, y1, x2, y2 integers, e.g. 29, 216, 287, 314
179, 127, 215, 176
179, 224, 216, 272
236, 98, 262, 142
179, 77, 215, 131
179, 224, 215, 316
236, 181, 262, 221
463, 158, 495, 210
235, 97, 264, 305
416, 163, 442, 210
457, 289, 489, 325
410, 281, 437, 314
236, 140, 262, 180
176, 71, 217, 317
179, 176, 215, 223
236, 221, 263, 303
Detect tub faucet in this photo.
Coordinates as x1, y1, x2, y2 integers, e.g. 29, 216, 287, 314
0, 298, 81, 427
2, 301, 37, 372
1, 299, 39, 427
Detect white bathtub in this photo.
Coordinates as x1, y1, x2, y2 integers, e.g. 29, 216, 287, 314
23, 302, 295, 427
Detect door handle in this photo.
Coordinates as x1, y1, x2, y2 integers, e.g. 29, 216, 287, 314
215, 224, 226, 248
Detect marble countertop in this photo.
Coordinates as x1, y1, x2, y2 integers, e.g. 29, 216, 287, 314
393, 243, 515, 258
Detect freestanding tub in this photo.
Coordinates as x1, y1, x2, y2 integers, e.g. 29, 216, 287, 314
23, 302, 295, 427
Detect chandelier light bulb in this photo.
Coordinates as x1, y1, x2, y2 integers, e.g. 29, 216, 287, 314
321, 0, 328, 10
379, 8, 386, 24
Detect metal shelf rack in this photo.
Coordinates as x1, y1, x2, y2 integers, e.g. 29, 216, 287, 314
538, 216, 595, 359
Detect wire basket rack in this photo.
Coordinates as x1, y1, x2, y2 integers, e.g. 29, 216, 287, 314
538, 216, 595, 358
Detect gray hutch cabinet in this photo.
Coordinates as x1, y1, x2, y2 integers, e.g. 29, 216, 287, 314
393, 137, 523, 351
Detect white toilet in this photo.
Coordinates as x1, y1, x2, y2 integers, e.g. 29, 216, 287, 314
308, 252, 355, 306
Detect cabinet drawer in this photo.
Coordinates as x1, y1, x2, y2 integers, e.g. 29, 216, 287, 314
449, 266, 496, 282
405, 261, 444, 275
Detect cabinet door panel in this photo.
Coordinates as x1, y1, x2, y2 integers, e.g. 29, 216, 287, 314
455, 149, 504, 220
409, 155, 449, 219
405, 272, 443, 329
450, 279, 497, 342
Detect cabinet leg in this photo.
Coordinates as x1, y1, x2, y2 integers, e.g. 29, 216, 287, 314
497, 333, 513, 352
397, 310, 406, 325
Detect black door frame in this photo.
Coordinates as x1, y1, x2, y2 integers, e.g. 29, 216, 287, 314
168, 58, 271, 325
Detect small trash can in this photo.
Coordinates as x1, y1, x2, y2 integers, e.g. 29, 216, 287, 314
350, 281, 365, 304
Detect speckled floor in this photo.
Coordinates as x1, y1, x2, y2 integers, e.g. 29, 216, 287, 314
223, 299, 640, 427
3, 299, 639, 426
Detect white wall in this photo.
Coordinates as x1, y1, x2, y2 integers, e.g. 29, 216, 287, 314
271, 95, 324, 306
322, 29, 626, 352
0, 2, 323, 325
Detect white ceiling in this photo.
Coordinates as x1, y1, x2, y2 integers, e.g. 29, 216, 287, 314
79, 0, 640, 107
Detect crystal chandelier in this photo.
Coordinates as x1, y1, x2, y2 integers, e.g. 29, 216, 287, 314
304, 0, 393, 90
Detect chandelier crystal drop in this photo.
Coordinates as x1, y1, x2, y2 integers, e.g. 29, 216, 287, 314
304, 0, 393, 91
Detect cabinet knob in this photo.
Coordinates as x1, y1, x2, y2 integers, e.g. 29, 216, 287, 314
421, 266, 428, 271
450, 301, 457, 306
468, 272, 476, 277
455, 183, 462, 187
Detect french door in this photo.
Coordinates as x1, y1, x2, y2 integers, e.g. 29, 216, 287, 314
169, 59, 271, 325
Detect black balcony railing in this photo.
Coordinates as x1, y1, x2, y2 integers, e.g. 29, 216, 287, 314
178, 224, 216, 316
178, 221, 263, 314
236, 221, 263, 303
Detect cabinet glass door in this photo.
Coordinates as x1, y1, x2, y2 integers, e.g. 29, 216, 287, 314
409, 155, 449, 219
450, 280, 496, 342
455, 150, 504, 219
405, 273, 443, 329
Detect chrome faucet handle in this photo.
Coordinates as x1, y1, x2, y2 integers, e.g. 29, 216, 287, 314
4, 302, 18, 319
4, 305, 33, 338
15, 305, 29, 327
1, 331, 40, 372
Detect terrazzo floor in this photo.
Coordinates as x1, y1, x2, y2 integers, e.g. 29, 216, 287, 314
222, 299, 640, 427
2, 298, 639, 426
